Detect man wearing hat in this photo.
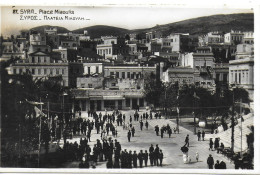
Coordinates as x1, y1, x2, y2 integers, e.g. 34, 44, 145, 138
207, 154, 214, 169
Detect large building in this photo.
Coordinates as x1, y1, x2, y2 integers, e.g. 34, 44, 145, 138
163, 67, 194, 85
72, 89, 147, 111
103, 64, 156, 90
214, 63, 229, 94
224, 30, 244, 45
193, 47, 215, 89
96, 37, 129, 59
229, 43, 254, 100
9, 50, 83, 87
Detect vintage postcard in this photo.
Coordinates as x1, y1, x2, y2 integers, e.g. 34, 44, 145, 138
0, 2, 258, 174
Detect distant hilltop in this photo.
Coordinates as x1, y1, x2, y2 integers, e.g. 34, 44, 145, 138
27, 13, 253, 38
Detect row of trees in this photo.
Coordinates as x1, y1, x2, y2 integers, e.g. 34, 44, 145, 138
1, 57, 69, 167
143, 73, 250, 120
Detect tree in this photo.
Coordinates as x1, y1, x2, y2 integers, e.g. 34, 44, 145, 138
143, 72, 164, 108
125, 34, 130, 41
1, 58, 65, 167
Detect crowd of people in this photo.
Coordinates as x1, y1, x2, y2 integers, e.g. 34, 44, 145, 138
207, 154, 227, 169
48, 109, 247, 169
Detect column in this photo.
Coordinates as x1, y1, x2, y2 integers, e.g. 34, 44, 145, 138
122, 99, 126, 110
130, 98, 132, 109
115, 100, 118, 110
86, 99, 90, 112
101, 100, 105, 111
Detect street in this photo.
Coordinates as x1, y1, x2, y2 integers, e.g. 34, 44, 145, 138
62, 109, 235, 169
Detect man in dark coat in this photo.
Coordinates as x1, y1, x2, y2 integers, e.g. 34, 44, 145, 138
197, 130, 201, 141
155, 126, 159, 136
131, 127, 135, 137
127, 130, 131, 142
149, 151, 154, 166
184, 134, 189, 147
207, 154, 214, 169
209, 138, 213, 151
149, 144, 154, 153
138, 150, 144, 168
145, 120, 149, 130
158, 150, 163, 166
140, 120, 144, 130
168, 128, 172, 138
202, 130, 205, 141
154, 144, 160, 166
160, 127, 164, 138
132, 151, 138, 168
144, 150, 148, 167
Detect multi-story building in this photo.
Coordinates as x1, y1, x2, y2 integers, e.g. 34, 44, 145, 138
154, 52, 180, 66
163, 67, 194, 85
1, 41, 25, 60
204, 32, 224, 45
168, 33, 195, 52
77, 76, 104, 89
71, 89, 147, 111
29, 33, 46, 45
224, 30, 244, 45
52, 47, 77, 62
9, 50, 83, 87
83, 62, 104, 75
193, 47, 215, 89
243, 32, 254, 44
146, 31, 162, 40
96, 37, 129, 59
229, 43, 254, 100
213, 63, 229, 94
103, 64, 156, 90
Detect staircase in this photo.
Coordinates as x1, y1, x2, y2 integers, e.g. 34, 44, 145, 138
205, 113, 253, 153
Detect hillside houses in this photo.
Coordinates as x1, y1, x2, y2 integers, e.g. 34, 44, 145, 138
1, 25, 254, 111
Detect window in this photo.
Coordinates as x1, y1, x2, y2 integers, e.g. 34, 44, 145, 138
112, 83, 116, 87
50, 69, 53, 75
122, 72, 125, 79
62, 69, 65, 75
96, 66, 99, 73
44, 57, 47, 63
32, 69, 35, 75
88, 67, 91, 74
239, 73, 241, 84
110, 72, 114, 77
116, 72, 119, 78
32, 57, 35, 63
127, 72, 130, 79
38, 69, 42, 75
56, 69, 59, 75
88, 84, 92, 88
13, 69, 16, 74
44, 69, 47, 74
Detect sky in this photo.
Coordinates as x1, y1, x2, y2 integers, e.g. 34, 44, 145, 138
1, 6, 253, 36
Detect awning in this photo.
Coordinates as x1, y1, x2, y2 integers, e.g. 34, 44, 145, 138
103, 96, 125, 100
